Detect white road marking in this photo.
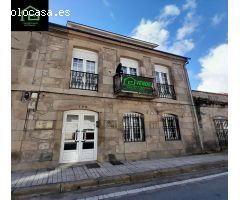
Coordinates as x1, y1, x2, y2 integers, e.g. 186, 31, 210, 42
78, 172, 228, 200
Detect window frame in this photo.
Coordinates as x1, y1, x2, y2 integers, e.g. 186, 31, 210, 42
123, 112, 145, 142
71, 48, 98, 74
162, 114, 181, 141
154, 65, 171, 85
70, 48, 98, 91
213, 117, 228, 148
120, 57, 139, 76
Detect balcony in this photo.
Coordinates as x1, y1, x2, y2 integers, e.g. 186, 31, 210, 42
156, 83, 176, 99
113, 74, 156, 99
70, 70, 98, 91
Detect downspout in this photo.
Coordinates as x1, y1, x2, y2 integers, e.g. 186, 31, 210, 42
183, 60, 204, 152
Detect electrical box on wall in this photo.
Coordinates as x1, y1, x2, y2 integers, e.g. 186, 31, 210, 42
22, 91, 39, 101
31, 92, 38, 99
21, 91, 39, 111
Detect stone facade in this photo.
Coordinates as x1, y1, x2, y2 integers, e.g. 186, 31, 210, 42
192, 90, 228, 151
11, 22, 202, 171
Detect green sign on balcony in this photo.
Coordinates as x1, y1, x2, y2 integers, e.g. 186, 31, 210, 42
121, 75, 154, 95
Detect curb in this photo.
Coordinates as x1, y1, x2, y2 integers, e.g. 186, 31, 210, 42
12, 160, 227, 198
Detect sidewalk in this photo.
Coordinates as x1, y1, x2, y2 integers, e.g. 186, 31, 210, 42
11, 153, 227, 197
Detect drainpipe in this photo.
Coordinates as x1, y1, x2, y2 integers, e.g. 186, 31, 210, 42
183, 60, 204, 152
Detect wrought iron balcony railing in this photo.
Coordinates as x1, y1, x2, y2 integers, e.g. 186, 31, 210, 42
70, 70, 98, 91
156, 83, 176, 99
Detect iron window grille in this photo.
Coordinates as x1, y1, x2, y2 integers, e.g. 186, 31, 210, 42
162, 114, 181, 141
70, 70, 98, 91
123, 113, 145, 142
213, 118, 228, 148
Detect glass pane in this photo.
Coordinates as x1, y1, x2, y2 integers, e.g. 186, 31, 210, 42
82, 142, 94, 149
67, 115, 79, 122
155, 72, 160, 83
72, 58, 83, 71
161, 73, 168, 84
65, 131, 76, 140
122, 66, 127, 74
64, 123, 78, 133
222, 120, 228, 129
84, 115, 95, 123
86, 61, 95, 73
64, 142, 77, 150
85, 132, 94, 140
130, 68, 137, 75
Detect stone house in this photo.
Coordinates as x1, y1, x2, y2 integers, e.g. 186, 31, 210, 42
192, 90, 228, 151
12, 21, 202, 171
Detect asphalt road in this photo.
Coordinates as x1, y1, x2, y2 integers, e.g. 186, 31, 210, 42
115, 175, 227, 200
24, 171, 227, 200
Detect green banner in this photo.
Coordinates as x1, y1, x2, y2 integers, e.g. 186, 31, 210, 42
121, 75, 153, 95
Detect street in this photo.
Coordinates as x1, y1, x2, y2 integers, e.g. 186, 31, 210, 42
113, 173, 227, 200
23, 171, 227, 200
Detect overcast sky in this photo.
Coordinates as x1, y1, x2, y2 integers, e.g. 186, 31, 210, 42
49, 0, 228, 93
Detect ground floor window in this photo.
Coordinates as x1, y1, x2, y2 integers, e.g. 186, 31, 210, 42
162, 114, 181, 141
123, 113, 145, 142
213, 117, 228, 148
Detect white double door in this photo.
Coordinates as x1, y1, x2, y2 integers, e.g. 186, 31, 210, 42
60, 110, 98, 163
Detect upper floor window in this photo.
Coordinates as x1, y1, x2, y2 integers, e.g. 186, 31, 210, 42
162, 114, 181, 141
123, 113, 145, 142
120, 58, 139, 76
155, 65, 176, 99
155, 65, 170, 85
70, 49, 98, 91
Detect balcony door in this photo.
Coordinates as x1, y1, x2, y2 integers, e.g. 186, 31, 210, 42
60, 110, 98, 163
70, 48, 98, 91
120, 57, 139, 76
154, 65, 175, 99
155, 65, 171, 85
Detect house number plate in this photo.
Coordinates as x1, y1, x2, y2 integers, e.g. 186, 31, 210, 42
35, 121, 53, 129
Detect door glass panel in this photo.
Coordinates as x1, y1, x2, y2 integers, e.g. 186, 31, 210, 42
85, 132, 94, 140
64, 123, 78, 131
65, 131, 76, 140
82, 142, 94, 149
64, 123, 78, 140
64, 142, 77, 150
67, 115, 79, 122
84, 115, 95, 123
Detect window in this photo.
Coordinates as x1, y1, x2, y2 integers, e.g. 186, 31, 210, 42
213, 117, 228, 148
162, 114, 181, 141
86, 60, 96, 73
70, 49, 98, 91
72, 58, 83, 71
120, 58, 139, 75
123, 113, 145, 142
155, 65, 176, 99
155, 72, 168, 84
155, 65, 170, 85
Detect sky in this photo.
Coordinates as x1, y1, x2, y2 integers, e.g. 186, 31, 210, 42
49, 0, 228, 93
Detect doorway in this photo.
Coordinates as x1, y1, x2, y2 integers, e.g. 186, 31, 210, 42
60, 110, 98, 163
